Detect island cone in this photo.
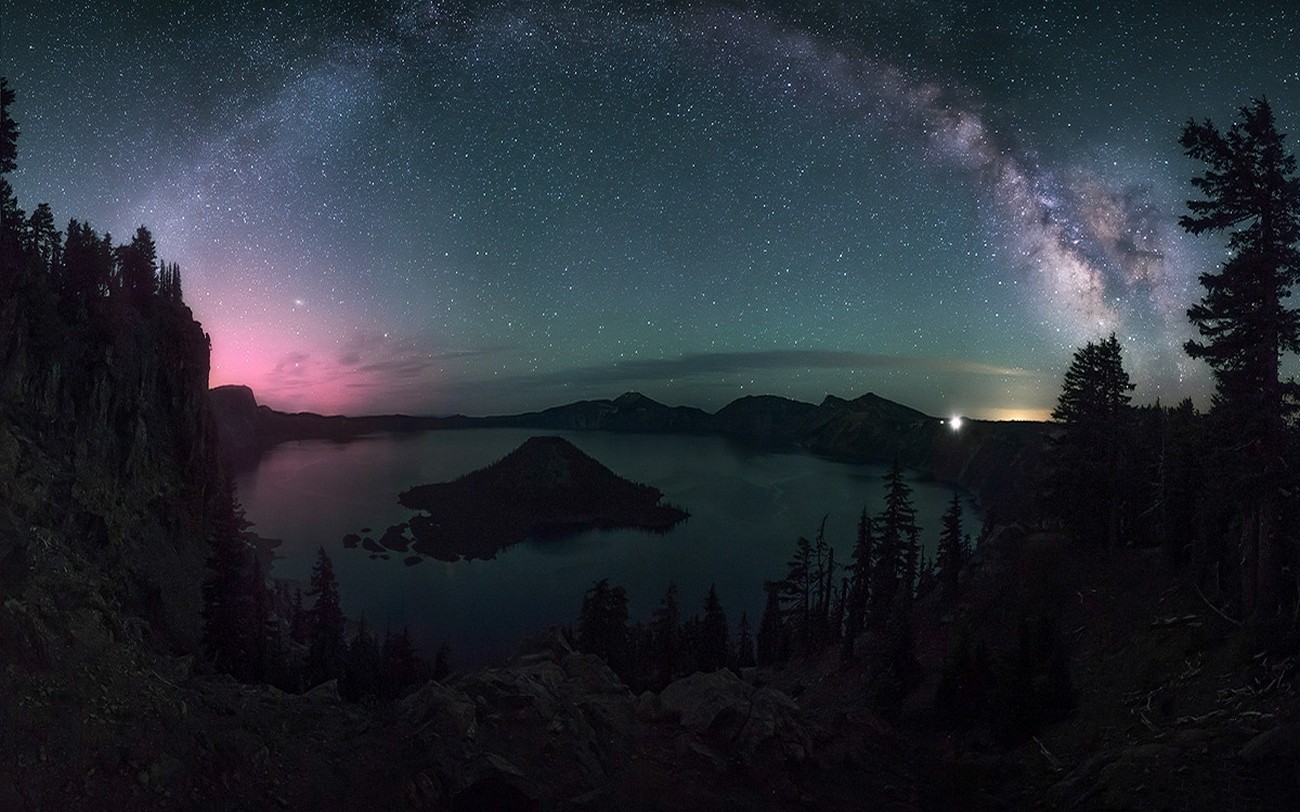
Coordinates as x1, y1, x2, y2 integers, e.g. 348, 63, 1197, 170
400, 436, 688, 560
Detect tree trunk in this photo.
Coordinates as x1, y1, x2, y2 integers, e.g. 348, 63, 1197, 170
1241, 508, 1258, 620
1255, 496, 1278, 622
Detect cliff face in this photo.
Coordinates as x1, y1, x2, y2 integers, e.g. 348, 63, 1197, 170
0, 293, 223, 649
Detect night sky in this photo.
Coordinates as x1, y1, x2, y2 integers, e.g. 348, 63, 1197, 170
4, 1, 1298, 419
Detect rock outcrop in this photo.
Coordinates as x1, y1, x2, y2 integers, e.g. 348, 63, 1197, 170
0, 292, 223, 649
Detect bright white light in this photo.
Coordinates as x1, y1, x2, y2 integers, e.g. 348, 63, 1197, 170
949, 415, 963, 431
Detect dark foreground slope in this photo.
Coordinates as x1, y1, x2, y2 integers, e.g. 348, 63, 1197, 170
400, 435, 687, 560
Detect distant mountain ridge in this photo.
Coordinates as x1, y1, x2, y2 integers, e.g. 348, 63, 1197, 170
210, 385, 1051, 519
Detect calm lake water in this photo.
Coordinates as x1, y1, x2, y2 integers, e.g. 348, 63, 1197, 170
236, 429, 968, 667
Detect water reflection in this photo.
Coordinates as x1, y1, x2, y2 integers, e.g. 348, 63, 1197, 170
236, 429, 968, 667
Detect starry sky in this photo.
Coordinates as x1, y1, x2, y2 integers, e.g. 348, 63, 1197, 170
4, 0, 1298, 419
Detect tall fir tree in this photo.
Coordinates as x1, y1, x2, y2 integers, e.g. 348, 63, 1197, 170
936, 491, 967, 605
756, 580, 785, 667
0, 77, 20, 291
1180, 98, 1300, 620
578, 578, 630, 676
650, 583, 683, 687
117, 225, 157, 306
780, 534, 816, 653
201, 479, 260, 681
698, 584, 729, 673
842, 508, 875, 662
874, 458, 920, 613
1048, 334, 1135, 547
734, 611, 756, 669
306, 546, 346, 686
0, 77, 16, 175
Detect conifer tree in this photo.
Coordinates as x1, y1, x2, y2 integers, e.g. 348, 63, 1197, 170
306, 546, 346, 686
830, 575, 848, 645
698, 584, 729, 673
650, 583, 683, 686
756, 580, 785, 666
201, 479, 259, 680
874, 459, 920, 613
343, 617, 382, 701
26, 203, 60, 269
0, 77, 16, 175
817, 543, 836, 644
289, 587, 307, 644
937, 491, 966, 604
842, 508, 874, 662
780, 534, 815, 652
381, 626, 423, 694
118, 226, 158, 306
734, 612, 756, 669
1049, 334, 1134, 547
1180, 98, 1300, 620
0, 77, 20, 289
578, 578, 630, 676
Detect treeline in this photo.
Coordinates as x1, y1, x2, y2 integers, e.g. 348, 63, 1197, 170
575, 579, 753, 693
1, 75, 202, 444
200, 479, 446, 701
1, 83, 188, 329
1043, 101, 1300, 628
573, 460, 978, 701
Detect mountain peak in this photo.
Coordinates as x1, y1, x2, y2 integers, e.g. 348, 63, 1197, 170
612, 391, 663, 409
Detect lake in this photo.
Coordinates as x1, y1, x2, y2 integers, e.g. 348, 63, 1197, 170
235, 428, 970, 668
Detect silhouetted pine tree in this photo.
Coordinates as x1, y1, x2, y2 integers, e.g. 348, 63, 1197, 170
201, 479, 260, 681
816, 541, 836, 645
117, 226, 157, 306
780, 534, 816, 652
936, 491, 966, 605
381, 626, 426, 696
0, 77, 20, 290
343, 617, 383, 701
289, 587, 307, 644
875, 459, 920, 613
26, 203, 59, 269
306, 546, 346, 686
650, 583, 683, 687
1048, 334, 1134, 548
578, 578, 630, 677
1180, 98, 1300, 621
698, 584, 729, 673
734, 612, 756, 669
756, 580, 785, 666
61, 219, 114, 309
0, 77, 16, 174
830, 575, 848, 646
842, 508, 874, 662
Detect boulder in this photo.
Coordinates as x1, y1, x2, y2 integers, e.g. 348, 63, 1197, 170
401, 680, 478, 742
659, 669, 813, 768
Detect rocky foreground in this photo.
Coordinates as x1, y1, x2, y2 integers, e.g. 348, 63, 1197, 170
7, 511, 1299, 810
0, 513, 914, 810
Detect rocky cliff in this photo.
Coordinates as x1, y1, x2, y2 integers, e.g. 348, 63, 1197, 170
0, 292, 223, 650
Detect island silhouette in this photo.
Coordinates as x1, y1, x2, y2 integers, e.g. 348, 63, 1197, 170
390, 435, 688, 561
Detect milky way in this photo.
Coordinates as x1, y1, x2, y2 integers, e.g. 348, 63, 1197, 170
6, 0, 1297, 417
